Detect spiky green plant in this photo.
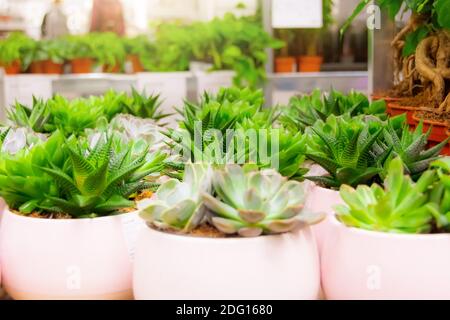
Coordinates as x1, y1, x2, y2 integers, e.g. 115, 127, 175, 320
0, 127, 11, 150
202, 165, 324, 237
0, 132, 66, 213
336, 157, 436, 234
7, 97, 53, 133
40, 134, 165, 218
428, 157, 450, 232
306, 116, 384, 188
374, 117, 449, 180
140, 163, 213, 232
280, 89, 386, 132
120, 88, 170, 124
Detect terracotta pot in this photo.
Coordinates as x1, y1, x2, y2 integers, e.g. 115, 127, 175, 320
70, 58, 93, 74
103, 63, 122, 73
43, 60, 64, 75
133, 226, 320, 300
0, 207, 146, 300
413, 113, 448, 143
298, 56, 323, 72
305, 185, 344, 253
1, 60, 21, 75
322, 216, 450, 299
387, 102, 417, 127
370, 94, 402, 104
29, 61, 45, 74
274, 57, 296, 73
127, 55, 144, 73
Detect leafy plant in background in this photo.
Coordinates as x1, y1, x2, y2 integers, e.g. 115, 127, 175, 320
38, 38, 70, 63
122, 35, 153, 61
306, 115, 384, 188
89, 33, 126, 70
373, 116, 449, 180
140, 163, 213, 232
336, 157, 437, 234
0, 32, 36, 69
280, 89, 386, 132
40, 134, 163, 218
202, 165, 324, 237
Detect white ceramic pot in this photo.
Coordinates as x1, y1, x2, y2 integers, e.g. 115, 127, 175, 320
305, 185, 343, 251
133, 226, 320, 300
322, 216, 450, 300
0, 208, 146, 300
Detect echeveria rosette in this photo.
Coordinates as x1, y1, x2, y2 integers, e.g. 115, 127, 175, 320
335, 158, 437, 234
202, 165, 325, 237
140, 163, 213, 232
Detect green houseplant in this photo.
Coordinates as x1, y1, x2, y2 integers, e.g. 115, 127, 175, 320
0, 32, 35, 74
134, 163, 324, 299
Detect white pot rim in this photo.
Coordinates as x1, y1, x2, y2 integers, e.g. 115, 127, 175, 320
329, 214, 450, 240
144, 224, 310, 244
2, 206, 138, 225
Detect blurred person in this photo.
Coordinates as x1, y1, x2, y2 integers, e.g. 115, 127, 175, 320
90, 0, 126, 35
41, 0, 69, 39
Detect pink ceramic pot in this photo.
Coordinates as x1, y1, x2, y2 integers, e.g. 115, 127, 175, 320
322, 216, 450, 300
133, 226, 320, 300
0, 208, 145, 300
305, 185, 343, 251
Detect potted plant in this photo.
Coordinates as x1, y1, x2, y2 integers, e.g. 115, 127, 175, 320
89, 33, 126, 73
343, 0, 450, 145
274, 29, 296, 73
65, 35, 95, 73
321, 157, 450, 299
134, 163, 324, 300
0, 32, 35, 75
122, 35, 151, 73
0, 132, 166, 299
296, 0, 333, 72
40, 38, 69, 74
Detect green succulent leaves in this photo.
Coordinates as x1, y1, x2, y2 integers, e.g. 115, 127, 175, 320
336, 158, 436, 234
203, 165, 324, 237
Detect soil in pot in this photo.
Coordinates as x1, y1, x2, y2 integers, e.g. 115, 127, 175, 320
70, 58, 93, 74
274, 57, 296, 73
298, 56, 323, 72
1, 60, 21, 75
127, 55, 144, 73
43, 60, 64, 74
29, 61, 45, 74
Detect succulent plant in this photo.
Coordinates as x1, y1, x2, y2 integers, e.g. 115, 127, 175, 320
40, 134, 165, 218
202, 165, 324, 237
140, 163, 213, 232
280, 89, 386, 132
120, 88, 171, 124
1, 127, 47, 155
7, 97, 53, 133
428, 157, 450, 231
306, 115, 383, 188
374, 117, 449, 180
336, 157, 437, 234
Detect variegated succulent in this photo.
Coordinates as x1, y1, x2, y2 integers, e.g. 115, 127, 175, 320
140, 163, 213, 232
202, 165, 324, 237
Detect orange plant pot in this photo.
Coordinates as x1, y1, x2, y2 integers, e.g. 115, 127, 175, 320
387, 102, 417, 127
2, 60, 21, 75
103, 63, 122, 73
413, 112, 448, 143
298, 56, 323, 72
274, 57, 296, 73
43, 60, 64, 74
371, 94, 402, 104
127, 55, 144, 73
29, 61, 45, 74
70, 58, 93, 74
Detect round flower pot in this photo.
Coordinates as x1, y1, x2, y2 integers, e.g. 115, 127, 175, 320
70, 58, 93, 74
0, 207, 145, 300
321, 216, 450, 299
127, 55, 144, 73
103, 63, 122, 73
298, 56, 323, 72
1, 60, 21, 75
43, 60, 64, 74
274, 57, 297, 73
133, 226, 320, 300
387, 102, 417, 127
305, 185, 343, 252
29, 61, 45, 74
